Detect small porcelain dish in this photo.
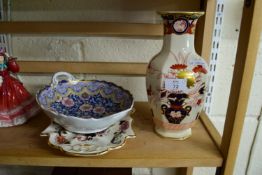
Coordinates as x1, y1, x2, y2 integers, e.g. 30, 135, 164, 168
36, 72, 134, 133
40, 116, 135, 156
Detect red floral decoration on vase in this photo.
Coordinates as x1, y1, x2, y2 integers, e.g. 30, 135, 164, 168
170, 64, 188, 70
0, 49, 40, 127
192, 65, 208, 74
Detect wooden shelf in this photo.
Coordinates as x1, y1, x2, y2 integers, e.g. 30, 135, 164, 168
18, 61, 147, 75
0, 102, 223, 168
0, 22, 163, 36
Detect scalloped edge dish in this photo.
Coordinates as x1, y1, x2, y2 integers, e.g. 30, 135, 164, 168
36, 72, 134, 134
40, 116, 135, 156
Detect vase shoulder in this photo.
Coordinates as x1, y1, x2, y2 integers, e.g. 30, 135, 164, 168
149, 50, 207, 73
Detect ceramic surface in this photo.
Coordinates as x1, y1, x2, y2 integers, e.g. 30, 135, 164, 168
146, 12, 208, 139
0, 50, 39, 127
36, 72, 134, 133
41, 116, 135, 156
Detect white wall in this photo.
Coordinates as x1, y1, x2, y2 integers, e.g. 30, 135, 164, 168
1, 0, 262, 174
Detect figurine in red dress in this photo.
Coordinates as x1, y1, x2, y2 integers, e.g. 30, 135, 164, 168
0, 50, 39, 127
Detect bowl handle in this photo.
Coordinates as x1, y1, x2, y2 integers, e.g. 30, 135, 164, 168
52, 72, 76, 85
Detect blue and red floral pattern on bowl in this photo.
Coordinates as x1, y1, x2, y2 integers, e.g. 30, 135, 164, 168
36, 72, 134, 134
38, 79, 133, 119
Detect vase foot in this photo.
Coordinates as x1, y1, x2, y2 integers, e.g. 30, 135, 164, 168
155, 127, 192, 140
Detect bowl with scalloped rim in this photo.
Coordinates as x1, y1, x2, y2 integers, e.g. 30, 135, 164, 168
36, 72, 134, 133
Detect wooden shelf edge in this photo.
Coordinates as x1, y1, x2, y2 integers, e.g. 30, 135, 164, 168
0, 22, 163, 36
200, 111, 222, 149
18, 61, 148, 76
0, 157, 222, 168
0, 102, 223, 168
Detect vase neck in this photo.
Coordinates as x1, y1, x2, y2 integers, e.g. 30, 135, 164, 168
162, 34, 195, 53
159, 11, 204, 53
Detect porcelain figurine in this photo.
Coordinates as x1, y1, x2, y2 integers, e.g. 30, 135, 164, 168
146, 12, 208, 139
0, 49, 39, 127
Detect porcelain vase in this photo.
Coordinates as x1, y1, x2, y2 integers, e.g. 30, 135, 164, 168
146, 11, 208, 140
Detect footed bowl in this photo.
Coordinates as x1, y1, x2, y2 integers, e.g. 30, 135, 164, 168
36, 72, 134, 133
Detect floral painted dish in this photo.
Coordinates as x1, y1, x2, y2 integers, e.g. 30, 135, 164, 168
36, 72, 134, 133
40, 116, 135, 156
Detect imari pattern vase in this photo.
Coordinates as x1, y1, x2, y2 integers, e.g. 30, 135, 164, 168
146, 12, 208, 139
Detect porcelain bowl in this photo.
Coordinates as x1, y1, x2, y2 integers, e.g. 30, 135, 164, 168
36, 72, 134, 133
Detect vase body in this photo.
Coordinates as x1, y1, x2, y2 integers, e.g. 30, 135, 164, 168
146, 12, 208, 139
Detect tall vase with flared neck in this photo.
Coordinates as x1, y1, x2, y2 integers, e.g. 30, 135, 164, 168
146, 12, 208, 140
